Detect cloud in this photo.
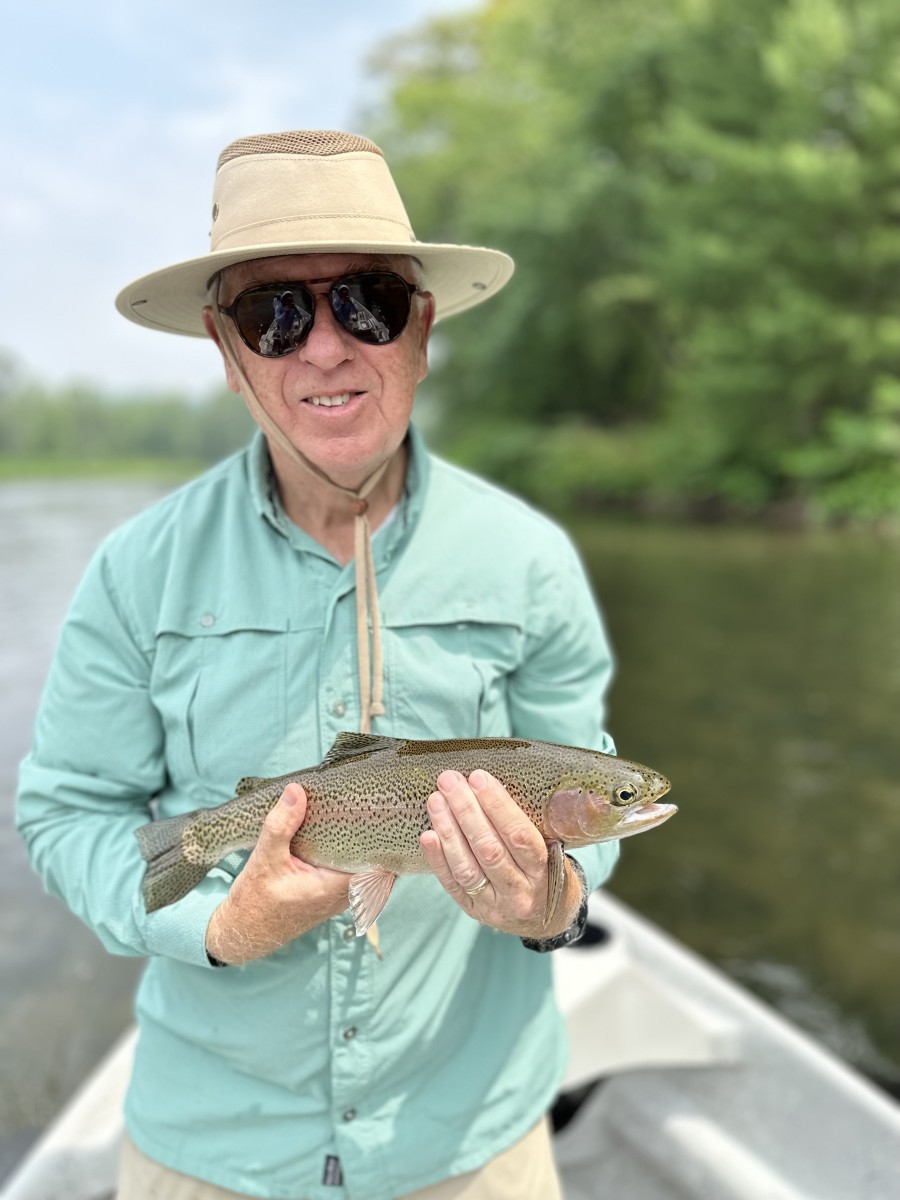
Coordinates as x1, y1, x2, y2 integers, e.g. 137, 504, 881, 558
0, 1, 472, 393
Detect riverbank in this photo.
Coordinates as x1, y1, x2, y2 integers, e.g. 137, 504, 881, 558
0, 456, 204, 483
5, 452, 900, 535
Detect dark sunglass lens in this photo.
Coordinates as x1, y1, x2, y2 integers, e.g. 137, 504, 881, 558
234, 286, 314, 357
332, 273, 412, 345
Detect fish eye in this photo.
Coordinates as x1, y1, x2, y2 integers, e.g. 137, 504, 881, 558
613, 785, 637, 806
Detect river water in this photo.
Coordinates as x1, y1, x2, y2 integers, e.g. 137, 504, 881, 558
1, 481, 899, 1178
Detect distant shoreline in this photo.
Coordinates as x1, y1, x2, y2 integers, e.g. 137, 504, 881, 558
0, 457, 203, 483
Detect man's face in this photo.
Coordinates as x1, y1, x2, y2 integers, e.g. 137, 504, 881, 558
206, 252, 434, 487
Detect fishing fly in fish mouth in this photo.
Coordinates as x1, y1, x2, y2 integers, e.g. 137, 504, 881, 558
136, 733, 675, 939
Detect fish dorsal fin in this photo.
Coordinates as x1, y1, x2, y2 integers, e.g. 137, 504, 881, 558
320, 731, 404, 769
397, 737, 531, 756
235, 776, 265, 795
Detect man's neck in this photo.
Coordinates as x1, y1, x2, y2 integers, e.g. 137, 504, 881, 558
269, 440, 408, 565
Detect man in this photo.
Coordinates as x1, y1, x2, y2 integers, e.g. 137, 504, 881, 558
331, 282, 357, 329
17, 131, 618, 1200
271, 290, 308, 352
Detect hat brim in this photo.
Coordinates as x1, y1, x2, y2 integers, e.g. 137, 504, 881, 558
116, 241, 514, 337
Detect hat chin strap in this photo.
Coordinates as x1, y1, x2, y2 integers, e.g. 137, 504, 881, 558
211, 307, 388, 735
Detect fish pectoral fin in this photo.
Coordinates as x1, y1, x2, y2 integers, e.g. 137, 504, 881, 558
320, 732, 405, 769
349, 868, 397, 936
543, 840, 567, 929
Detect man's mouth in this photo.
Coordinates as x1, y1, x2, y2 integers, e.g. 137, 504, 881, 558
303, 392, 360, 408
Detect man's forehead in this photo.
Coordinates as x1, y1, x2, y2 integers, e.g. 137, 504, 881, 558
221, 252, 418, 291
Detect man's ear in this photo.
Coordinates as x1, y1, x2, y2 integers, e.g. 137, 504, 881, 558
202, 307, 242, 394
415, 292, 436, 385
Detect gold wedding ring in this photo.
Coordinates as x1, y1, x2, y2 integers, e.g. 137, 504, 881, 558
463, 877, 489, 897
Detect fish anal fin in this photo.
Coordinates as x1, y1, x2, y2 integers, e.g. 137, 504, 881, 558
320, 732, 405, 769
543, 839, 566, 929
348, 868, 397, 936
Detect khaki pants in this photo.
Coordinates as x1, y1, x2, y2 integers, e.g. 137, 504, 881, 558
117, 1119, 561, 1200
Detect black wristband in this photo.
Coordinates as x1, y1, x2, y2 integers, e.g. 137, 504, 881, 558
521, 855, 589, 953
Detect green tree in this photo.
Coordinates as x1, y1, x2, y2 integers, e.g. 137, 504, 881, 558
0, 351, 255, 475
371, 0, 900, 520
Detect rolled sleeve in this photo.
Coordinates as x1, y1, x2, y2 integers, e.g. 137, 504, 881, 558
16, 545, 224, 967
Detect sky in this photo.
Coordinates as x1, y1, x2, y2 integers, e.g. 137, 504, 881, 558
1, 1, 474, 396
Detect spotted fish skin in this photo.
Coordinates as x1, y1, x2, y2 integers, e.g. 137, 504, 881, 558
135, 732, 675, 926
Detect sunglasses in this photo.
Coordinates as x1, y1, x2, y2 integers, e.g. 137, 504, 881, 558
218, 270, 423, 359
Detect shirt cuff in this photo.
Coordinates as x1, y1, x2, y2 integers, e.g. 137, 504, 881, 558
135, 871, 232, 968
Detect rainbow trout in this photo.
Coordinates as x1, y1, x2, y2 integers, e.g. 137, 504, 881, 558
136, 732, 675, 935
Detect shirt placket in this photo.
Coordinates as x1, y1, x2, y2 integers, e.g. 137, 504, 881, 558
312, 566, 383, 1195
325, 912, 390, 1195
318, 566, 363, 750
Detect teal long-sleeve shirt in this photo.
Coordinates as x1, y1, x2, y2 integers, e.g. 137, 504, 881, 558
17, 427, 619, 1200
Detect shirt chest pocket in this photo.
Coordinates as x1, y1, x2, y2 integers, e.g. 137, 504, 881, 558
384, 619, 524, 739
152, 617, 289, 798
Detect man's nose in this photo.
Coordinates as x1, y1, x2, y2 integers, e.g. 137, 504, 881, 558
301, 293, 354, 367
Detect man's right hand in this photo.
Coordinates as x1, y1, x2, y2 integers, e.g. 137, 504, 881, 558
205, 783, 351, 965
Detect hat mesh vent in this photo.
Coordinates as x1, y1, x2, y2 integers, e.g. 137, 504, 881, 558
218, 131, 383, 170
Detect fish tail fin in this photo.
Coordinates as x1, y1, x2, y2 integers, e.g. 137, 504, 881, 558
135, 814, 209, 913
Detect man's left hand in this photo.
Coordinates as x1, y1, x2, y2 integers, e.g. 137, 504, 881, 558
419, 769, 581, 939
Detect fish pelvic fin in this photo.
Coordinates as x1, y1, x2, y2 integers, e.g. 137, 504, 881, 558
134, 814, 209, 913
543, 839, 566, 929
349, 868, 397, 937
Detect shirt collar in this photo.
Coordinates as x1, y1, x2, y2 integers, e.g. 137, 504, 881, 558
246, 425, 430, 557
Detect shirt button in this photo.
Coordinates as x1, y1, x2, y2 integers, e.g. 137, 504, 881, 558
343, 1108, 357, 1122
200, 613, 215, 628
343, 926, 356, 941
343, 1026, 357, 1041
332, 701, 347, 717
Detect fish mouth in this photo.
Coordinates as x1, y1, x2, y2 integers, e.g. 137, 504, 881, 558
618, 800, 678, 837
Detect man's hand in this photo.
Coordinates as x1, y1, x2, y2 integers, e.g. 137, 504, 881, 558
419, 770, 582, 939
205, 784, 350, 965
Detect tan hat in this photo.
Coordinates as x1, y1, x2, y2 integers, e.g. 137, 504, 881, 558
116, 130, 514, 337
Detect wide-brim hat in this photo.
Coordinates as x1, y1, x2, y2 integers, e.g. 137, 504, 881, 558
116, 130, 514, 337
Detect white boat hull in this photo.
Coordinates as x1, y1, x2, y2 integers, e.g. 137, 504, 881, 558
3, 893, 899, 1200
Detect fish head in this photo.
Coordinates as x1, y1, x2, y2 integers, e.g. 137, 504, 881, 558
544, 758, 676, 846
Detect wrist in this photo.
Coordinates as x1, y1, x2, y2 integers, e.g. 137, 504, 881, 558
206, 893, 272, 966
205, 900, 233, 967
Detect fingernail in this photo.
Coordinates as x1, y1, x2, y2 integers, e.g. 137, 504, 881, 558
469, 770, 486, 789
281, 788, 298, 807
437, 770, 458, 790
427, 792, 445, 815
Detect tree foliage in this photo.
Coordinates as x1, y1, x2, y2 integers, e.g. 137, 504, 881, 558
371, 0, 900, 520
0, 355, 254, 473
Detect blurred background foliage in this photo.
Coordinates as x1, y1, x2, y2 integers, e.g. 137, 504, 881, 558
373, 0, 900, 523
4, 0, 900, 522
0, 352, 254, 480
